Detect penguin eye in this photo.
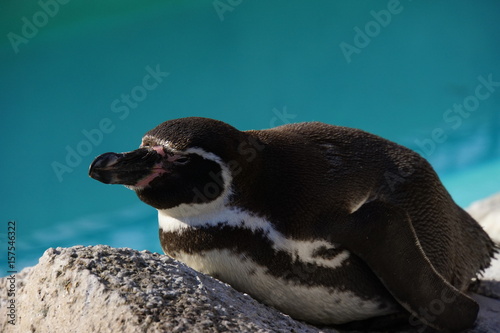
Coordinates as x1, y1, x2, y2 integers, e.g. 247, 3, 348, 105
174, 156, 190, 165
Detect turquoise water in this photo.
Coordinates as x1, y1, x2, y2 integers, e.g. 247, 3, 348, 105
1, 1, 499, 275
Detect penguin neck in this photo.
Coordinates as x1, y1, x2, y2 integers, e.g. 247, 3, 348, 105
157, 180, 234, 231
159, 183, 229, 215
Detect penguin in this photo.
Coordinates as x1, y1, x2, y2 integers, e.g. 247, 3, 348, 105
89, 117, 497, 331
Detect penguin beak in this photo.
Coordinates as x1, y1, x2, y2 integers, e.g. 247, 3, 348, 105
89, 148, 168, 186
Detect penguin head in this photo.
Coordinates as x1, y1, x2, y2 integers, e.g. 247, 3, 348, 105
89, 117, 263, 214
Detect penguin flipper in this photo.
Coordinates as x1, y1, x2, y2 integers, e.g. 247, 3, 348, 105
323, 201, 478, 331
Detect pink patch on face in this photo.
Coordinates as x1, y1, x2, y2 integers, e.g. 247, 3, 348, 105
151, 146, 166, 156
135, 162, 168, 187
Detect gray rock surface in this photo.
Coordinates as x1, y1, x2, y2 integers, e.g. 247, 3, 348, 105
0, 193, 499, 333
0, 246, 337, 333
468, 192, 500, 244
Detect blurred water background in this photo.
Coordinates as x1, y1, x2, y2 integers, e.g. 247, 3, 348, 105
1, 0, 499, 275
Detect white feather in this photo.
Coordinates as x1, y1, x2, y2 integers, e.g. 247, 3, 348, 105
175, 249, 396, 324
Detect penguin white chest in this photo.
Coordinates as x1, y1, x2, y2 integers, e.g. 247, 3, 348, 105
158, 208, 397, 324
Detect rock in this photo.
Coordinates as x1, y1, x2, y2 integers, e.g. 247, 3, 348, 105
466, 193, 500, 333
0, 192, 499, 333
467, 192, 500, 244
0, 245, 336, 333
469, 194, 500, 305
